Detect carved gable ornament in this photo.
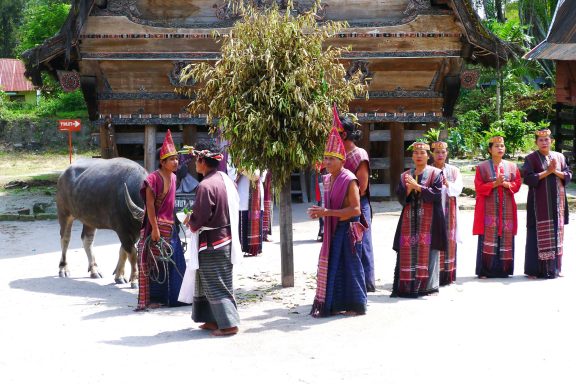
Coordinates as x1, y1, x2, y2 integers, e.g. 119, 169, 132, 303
346, 60, 372, 84
169, 61, 196, 87
57, 70, 81, 92
214, 1, 328, 21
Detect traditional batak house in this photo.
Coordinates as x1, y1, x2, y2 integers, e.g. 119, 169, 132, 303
23, 0, 507, 196
524, 0, 576, 174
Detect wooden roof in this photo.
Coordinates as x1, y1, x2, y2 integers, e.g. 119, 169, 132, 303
23, 0, 508, 84
524, 0, 576, 61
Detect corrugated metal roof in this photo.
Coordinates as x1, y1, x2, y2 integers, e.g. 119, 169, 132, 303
0, 59, 36, 92
525, 0, 576, 60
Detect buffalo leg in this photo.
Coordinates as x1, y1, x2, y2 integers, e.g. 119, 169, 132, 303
58, 214, 74, 278
113, 247, 128, 284
127, 245, 139, 289
81, 225, 102, 278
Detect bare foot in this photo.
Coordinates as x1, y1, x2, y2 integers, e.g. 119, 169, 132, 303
199, 322, 218, 331
343, 311, 360, 316
526, 275, 538, 279
211, 327, 238, 336
478, 276, 487, 279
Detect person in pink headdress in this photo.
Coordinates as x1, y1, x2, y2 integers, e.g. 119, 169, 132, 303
136, 129, 179, 310
309, 126, 368, 318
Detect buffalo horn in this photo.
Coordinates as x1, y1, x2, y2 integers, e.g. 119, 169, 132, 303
124, 183, 144, 222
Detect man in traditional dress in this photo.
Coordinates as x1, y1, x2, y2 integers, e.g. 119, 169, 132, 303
522, 128, 571, 279
337, 109, 376, 292
473, 134, 522, 278
136, 130, 180, 310
309, 126, 367, 317
392, 141, 446, 297
179, 141, 241, 336
430, 139, 463, 286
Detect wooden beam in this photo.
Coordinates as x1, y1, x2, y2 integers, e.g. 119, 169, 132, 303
144, 124, 157, 172
389, 122, 405, 195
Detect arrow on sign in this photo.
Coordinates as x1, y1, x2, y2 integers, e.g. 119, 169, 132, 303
58, 119, 82, 131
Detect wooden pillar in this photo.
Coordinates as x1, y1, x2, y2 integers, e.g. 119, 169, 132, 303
99, 117, 117, 159
389, 122, 405, 195
144, 124, 157, 172
182, 124, 197, 146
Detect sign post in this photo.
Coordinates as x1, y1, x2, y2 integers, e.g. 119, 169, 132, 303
58, 119, 82, 164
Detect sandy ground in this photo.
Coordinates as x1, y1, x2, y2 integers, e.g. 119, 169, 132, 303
1, 201, 576, 384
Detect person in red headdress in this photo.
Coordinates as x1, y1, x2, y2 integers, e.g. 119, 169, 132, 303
136, 129, 179, 310
473, 134, 522, 279
392, 141, 446, 298
522, 128, 571, 279
309, 126, 367, 318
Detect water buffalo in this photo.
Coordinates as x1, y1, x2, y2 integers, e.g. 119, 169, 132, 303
56, 157, 147, 287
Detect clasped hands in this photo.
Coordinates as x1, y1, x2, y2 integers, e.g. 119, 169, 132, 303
404, 174, 421, 194
493, 174, 511, 189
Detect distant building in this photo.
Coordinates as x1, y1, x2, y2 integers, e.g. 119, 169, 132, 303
0, 59, 37, 104
524, 0, 576, 172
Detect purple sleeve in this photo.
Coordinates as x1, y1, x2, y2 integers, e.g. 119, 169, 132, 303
420, 171, 443, 203
522, 157, 541, 187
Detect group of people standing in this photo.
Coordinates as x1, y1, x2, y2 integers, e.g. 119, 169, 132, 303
310, 121, 571, 316
133, 119, 571, 334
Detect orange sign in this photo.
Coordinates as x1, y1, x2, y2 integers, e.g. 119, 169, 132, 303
58, 119, 81, 131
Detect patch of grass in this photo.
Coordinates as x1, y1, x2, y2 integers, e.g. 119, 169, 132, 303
0, 150, 98, 183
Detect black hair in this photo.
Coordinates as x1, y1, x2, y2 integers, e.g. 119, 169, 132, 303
195, 140, 221, 169
339, 115, 363, 142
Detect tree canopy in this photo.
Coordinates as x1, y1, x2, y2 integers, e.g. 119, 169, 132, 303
179, 2, 367, 188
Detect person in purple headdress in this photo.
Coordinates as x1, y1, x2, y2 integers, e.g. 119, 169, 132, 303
522, 128, 571, 279
309, 126, 367, 318
337, 110, 376, 292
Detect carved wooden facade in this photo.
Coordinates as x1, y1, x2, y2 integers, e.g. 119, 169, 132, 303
24, 0, 507, 196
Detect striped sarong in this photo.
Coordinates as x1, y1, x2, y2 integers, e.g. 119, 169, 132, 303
192, 244, 240, 329
263, 171, 273, 238
323, 220, 367, 316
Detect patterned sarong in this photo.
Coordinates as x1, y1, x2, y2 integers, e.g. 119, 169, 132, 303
192, 244, 240, 329
263, 171, 273, 237
398, 168, 435, 284
477, 160, 515, 261
529, 152, 566, 260
240, 179, 263, 256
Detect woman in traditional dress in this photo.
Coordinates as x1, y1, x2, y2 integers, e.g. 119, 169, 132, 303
522, 128, 571, 279
136, 130, 179, 310
338, 113, 376, 292
430, 139, 463, 286
473, 134, 522, 278
392, 142, 446, 298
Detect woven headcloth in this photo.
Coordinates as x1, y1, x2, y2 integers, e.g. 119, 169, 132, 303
535, 128, 551, 137
160, 129, 177, 160
324, 126, 346, 160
